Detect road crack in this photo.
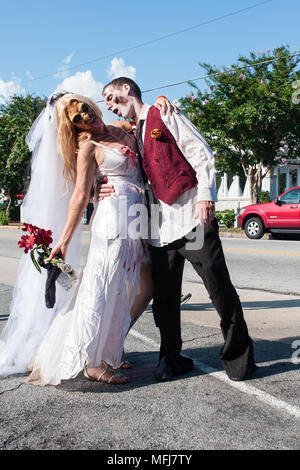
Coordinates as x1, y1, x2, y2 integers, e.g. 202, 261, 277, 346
0, 382, 24, 396
184, 333, 220, 343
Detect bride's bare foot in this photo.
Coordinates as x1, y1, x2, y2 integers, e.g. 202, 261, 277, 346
84, 363, 128, 384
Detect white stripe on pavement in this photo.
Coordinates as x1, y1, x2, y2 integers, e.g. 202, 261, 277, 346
129, 329, 159, 347
129, 328, 300, 420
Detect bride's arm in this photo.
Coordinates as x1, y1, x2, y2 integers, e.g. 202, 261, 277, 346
45, 141, 97, 262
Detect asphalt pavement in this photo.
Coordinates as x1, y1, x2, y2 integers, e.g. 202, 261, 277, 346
0, 226, 299, 451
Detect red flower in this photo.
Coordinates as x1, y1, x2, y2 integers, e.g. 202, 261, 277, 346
18, 234, 36, 254
35, 229, 53, 247
22, 223, 36, 234
21, 223, 53, 247
17, 223, 63, 278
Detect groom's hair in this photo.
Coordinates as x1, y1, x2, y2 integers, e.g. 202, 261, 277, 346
102, 77, 142, 100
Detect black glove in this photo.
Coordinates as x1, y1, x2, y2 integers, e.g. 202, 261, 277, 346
38, 255, 62, 308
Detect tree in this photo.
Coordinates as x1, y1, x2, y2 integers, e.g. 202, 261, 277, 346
179, 46, 300, 203
0, 94, 46, 216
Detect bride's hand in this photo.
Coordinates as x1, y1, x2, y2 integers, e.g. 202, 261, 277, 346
154, 96, 179, 116
45, 242, 67, 263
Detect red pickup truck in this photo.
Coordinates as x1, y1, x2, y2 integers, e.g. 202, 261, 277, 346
238, 186, 300, 239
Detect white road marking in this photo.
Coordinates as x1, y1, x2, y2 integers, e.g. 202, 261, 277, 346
129, 329, 159, 347
129, 329, 300, 420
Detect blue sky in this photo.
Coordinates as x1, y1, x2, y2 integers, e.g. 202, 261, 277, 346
0, 0, 299, 121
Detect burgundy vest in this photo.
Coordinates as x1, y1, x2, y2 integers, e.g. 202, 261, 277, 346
142, 106, 197, 205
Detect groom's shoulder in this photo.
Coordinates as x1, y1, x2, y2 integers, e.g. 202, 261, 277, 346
146, 105, 164, 121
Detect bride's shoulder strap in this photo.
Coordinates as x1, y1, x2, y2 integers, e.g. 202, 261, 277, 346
84, 139, 106, 149
78, 139, 99, 153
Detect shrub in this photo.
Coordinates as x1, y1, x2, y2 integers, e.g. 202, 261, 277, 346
216, 209, 236, 228
215, 211, 223, 224
259, 190, 270, 203
0, 210, 10, 225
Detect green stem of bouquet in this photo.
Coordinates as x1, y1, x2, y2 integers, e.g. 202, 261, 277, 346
31, 244, 63, 274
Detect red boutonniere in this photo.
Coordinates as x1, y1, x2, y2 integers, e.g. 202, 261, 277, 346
150, 128, 162, 139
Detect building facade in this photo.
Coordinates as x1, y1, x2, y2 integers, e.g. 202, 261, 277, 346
215, 160, 300, 211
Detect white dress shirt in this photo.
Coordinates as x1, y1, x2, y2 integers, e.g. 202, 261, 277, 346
139, 103, 218, 247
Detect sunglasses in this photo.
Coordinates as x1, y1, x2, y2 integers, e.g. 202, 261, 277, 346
72, 103, 89, 124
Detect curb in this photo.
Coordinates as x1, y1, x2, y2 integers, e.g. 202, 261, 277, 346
219, 230, 270, 240
0, 224, 277, 240
0, 225, 268, 238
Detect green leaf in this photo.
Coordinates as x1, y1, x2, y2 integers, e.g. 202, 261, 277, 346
36, 244, 50, 255
30, 249, 41, 274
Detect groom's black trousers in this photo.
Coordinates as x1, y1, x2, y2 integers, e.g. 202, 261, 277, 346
150, 218, 255, 380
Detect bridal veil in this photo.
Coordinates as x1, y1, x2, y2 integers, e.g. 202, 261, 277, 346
0, 93, 81, 375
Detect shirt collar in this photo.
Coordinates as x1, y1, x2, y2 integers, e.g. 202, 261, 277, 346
138, 103, 151, 122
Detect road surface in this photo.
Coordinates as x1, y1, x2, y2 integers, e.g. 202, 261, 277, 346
0, 227, 299, 450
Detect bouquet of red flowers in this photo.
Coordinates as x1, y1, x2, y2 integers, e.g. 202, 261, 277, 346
18, 223, 78, 308
18, 223, 54, 270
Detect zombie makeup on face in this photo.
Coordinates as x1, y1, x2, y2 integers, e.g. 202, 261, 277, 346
67, 100, 103, 131
103, 85, 134, 119
71, 103, 89, 124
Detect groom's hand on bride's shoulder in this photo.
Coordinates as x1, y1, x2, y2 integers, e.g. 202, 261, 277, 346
154, 96, 179, 116
95, 176, 115, 201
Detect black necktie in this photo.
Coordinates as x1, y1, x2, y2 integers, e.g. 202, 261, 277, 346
135, 119, 159, 214
136, 119, 148, 184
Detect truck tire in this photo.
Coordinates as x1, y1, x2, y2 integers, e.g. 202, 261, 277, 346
244, 217, 265, 239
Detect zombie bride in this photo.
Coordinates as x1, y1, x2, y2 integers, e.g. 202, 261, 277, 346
0, 91, 171, 385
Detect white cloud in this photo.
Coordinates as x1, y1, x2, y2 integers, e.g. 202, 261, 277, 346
54, 56, 136, 123
107, 57, 136, 80
0, 77, 25, 104
54, 52, 75, 79
55, 69, 103, 102
55, 70, 113, 122
64, 52, 75, 65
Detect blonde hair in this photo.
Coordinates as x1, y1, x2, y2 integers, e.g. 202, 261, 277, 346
55, 93, 103, 186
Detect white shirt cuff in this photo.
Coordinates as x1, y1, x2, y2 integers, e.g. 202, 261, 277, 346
197, 187, 213, 202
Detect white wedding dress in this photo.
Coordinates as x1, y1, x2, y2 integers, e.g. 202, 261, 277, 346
26, 143, 146, 386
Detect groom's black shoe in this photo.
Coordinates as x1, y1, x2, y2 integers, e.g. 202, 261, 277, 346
155, 356, 194, 382
155, 357, 174, 381
228, 364, 259, 382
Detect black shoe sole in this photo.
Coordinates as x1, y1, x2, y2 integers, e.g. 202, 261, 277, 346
228, 365, 259, 382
